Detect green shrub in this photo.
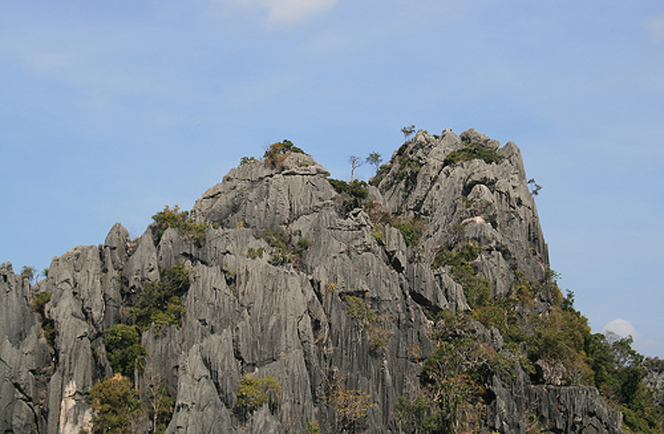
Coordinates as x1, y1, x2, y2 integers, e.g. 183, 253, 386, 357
324, 387, 374, 433
394, 218, 424, 247
295, 238, 311, 252
43, 321, 57, 347
345, 295, 375, 323
264, 228, 290, 253
89, 374, 141, 434
105, 324, 147, 377
263, 229, 310, 267
246, 247, 265, 259
395, 395, 430, 434
235, 374, 282, 416
344, 295, 390, 355
367, 323, 391, 355
432, 241, 483, 270
129, 263, 194, 330
444, 143, 503, 166
363, 201, 396, 226
396, 155, 423, 181
32, 291, 52, 315
371, 224, 384, 244
32, 291, 56, 346
263, 139, 305, 168
420, 340, 488, 433
328, 178, 369, 200
240, 156, 258, 165
21, 265, 36, 283
305, 422, 321, 434
147, 380, 175, 434
369, 163, 390, 187
584, 334, 664, 432
432, 242, 489, 309
152, 205, 209, 245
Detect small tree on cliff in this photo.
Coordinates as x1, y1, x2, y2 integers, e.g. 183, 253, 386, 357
401, 125, 416, 140
366, 152, 382, 173
89, 374, 142, 434
348, 155, 364, 182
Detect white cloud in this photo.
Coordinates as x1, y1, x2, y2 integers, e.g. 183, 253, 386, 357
267, 0, 336, 23
644, 15, 664, 41
603, 318, 640, 340
213, 0, 337, 24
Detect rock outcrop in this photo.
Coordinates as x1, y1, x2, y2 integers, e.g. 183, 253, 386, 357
0, 129, 631, 433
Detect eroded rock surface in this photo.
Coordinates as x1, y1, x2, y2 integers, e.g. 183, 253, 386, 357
0, 129, 630, 433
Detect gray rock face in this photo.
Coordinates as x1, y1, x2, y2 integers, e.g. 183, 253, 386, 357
0, 263, 52, 434
0, 128, 625, 433
192, 152, 334, 230
645, 357, 664, 409
375, 129, 547, 283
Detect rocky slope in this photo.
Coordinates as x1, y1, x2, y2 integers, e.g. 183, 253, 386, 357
0, 128, 640, 433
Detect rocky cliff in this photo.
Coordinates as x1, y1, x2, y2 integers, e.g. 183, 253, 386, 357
1, 127, 651, 433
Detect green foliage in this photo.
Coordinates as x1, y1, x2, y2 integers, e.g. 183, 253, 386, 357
263, 229, 311, 267
420, 339, 491, 433
32, 291, 52, 315
235, 374, 282, 417
394, 218, 424, 247
328, 178, 369, 200
43, 321, 57, 347
443, 143, 503, 166
324, 387, 374, 433
305, 422, 321, 434
345, 295, 375, 323
263, 139, 304, 168
432, 242, 489, 309
369, 163, 390, 186
366, 152, 382, 171
450, 260, 664, 431
585, 335, 664, 432
329, 178, 371, 216
428, 237, 662, 431
344, 295, 391, 355
528, 178, 542, 196
395, 154, 423, 181
105, 324, 147, 378
367, 323, 391, 355
528, 306, 593, 385
395, 395, 430, 433
264, 228, 290, 252
246, 247, 265, 259
371, 224, 384, 244
129, 263, 194, 330
362, 201, 397, 226
401, 125, 416, 139
409, 311, 524, 433
240, 156, 258, 165
21, 265, 36, 283
432, 241, 483, 270
151, 205, 208, 245
295, 237, 311, 251
147, 380, 174, 434
89, 374, 142, 434
32, 291, 56, 347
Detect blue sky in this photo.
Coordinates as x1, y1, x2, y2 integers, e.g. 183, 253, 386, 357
1, 0, 662, 357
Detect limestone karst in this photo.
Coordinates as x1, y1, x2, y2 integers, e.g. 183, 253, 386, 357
2, 127, 660, 433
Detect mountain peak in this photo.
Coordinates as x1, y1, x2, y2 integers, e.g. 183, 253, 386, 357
3, 127, 659, 433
